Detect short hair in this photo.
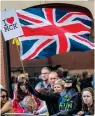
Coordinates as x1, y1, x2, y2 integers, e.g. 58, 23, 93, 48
54, 79, 65, 88
49, 71, 58, 77
41, 67, 51, 71
21, 96, 37, 110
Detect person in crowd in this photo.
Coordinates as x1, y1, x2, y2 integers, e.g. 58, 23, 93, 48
12, 74, 28, 112
63, 69, 69, 79
56, 67, 64, 79
20, 95, 37, 114
35, 67, 51, 112
28, 76, 42, 88
77, 87, 94, 116
13, 81, 40, 113
54, 79, 65, 94
13, 73, 28, 98
52, 76, 82, 116
17, 73, 28, 83
72, 76, 81, 92
34, 71, 60, 115
35, 67, 51, 90
12, 73, 28, 98
15, 81, 29, 102
34, 78, 65, 115
0, 88, 13, 115
11, 76, 17, 92
26, 71, 61, 115
48, 71, 59, 89
76, 73, 82, 92
13, 81, 29, 113
80, 71, 93, 91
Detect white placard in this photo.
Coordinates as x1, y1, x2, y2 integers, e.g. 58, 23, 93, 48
1, 9, 23, 41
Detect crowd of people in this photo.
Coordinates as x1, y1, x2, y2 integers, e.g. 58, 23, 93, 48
0, 67, 94, 116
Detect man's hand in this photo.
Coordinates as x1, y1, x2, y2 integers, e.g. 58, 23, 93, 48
77, 111, 84, 116
33, 110, 39, 115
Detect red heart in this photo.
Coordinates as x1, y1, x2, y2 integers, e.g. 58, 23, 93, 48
7, 17, 14, 24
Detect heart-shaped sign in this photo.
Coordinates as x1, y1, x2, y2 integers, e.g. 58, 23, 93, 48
7, 17, 14, 24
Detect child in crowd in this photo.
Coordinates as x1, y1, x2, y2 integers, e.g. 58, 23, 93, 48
52, 76, 82, 116
34, 79, 65, 115
20, 96, 37, 114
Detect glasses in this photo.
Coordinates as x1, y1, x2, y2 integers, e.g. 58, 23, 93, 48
41, 73, 49, 74
0, 95, 8, 99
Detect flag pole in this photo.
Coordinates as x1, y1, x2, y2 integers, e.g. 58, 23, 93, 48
16, 45, 26, 74
12, 38, 26, 75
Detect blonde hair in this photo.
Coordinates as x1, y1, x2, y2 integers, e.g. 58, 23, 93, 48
18, 73, 28, 82
54, 79, 65, 89
22, 96, 37, 110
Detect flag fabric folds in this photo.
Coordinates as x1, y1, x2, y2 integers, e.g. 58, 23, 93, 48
16, 7, 95, 60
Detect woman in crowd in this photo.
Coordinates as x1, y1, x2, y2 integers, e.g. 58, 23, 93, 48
0, 88, 13, 115
13, 81, 40, 113
78, 87, 94, 116
13, 81, 29, 113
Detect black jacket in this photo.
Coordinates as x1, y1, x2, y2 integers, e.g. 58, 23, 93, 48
27, 83, 60, 115
80, 78, 93, 91
52, 89, 82, 116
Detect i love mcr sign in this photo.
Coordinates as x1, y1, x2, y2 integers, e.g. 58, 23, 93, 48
1, 9, 23, 41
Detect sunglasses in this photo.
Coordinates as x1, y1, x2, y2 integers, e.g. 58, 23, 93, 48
1, 95, 8, 98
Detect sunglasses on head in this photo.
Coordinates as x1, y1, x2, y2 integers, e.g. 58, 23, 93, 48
1, 95, 8, 98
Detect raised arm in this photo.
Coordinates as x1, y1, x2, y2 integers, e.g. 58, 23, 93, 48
26, 83, 60, 101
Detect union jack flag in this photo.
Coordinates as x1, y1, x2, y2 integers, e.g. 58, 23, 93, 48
16, 7, 95, 60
